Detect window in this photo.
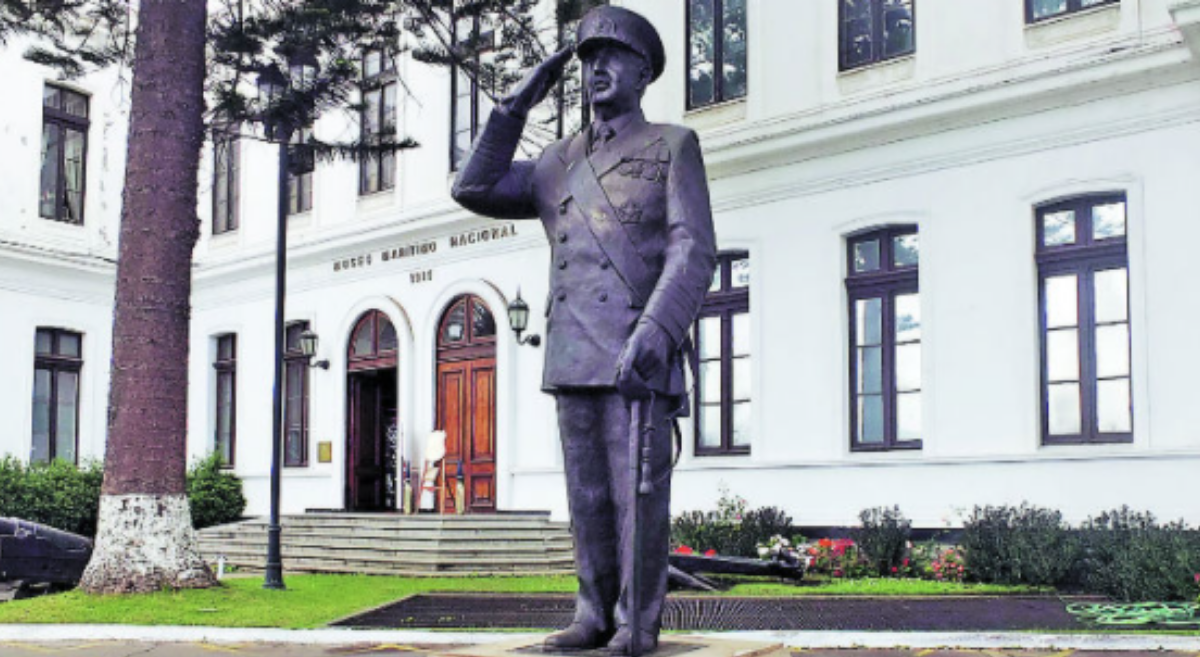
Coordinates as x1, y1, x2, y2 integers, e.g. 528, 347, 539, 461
1027, 0, 1117, 23
212, 123, 240, 234
687, 0, 747, 109
693, 252, 751, 455
284, 322, 311, 467
840, 0, 915, 71
360, 50, 397, 195
1036, 194, 1131, 444
39, 84, 89, 224
846, 227, 921, 451
32, 328, 82, 464
287, 126, 314, 215
214, 334, 237, 466
450, 10, 496, 171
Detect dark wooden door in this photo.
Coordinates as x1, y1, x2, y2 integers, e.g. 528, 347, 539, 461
436, 295, 498, 513
347, 371, 394, 511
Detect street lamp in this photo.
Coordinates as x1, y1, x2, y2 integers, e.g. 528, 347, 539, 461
258, 48, 319, 592
299, 329, 330, 370
506, 289, 541, 347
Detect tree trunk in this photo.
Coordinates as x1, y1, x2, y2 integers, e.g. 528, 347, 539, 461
79, 0, 217, 594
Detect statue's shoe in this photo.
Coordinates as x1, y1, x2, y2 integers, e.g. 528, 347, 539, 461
604, 626, 658, 655
544, 623, 612, 651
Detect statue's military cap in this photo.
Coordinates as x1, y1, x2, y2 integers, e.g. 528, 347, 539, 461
576, 6, 666, 82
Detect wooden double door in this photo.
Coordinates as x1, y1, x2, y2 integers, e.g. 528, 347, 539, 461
435, 295, 498, 513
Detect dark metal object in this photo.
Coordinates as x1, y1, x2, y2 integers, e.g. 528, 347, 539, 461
332, 593, 1093, 632
668, 554, 804, 585
264, 130, 291, 592
627, 398, 644, 657
0, 518, 93, 587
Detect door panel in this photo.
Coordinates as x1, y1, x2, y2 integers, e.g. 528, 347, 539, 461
347, 371, 395, 511
436, 357, 496, 513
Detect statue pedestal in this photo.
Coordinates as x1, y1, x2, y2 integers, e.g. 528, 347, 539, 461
439, 636, 788, 657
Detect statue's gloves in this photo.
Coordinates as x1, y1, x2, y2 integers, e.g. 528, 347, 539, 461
616, 318, 673, 400
499, 46, 574, 120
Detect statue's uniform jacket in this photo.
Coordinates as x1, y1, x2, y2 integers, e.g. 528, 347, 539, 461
452, 107, 717, 394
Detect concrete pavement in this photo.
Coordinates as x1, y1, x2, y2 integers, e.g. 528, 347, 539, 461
2, 627, 1200, 656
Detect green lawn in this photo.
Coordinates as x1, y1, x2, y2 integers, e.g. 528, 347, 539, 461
0, 574, 1043, 630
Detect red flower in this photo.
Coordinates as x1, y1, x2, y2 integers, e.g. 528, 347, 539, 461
704, 549, 716, 557
819, 538, 834, 548
891, 566, 898, 574
833, 569, 843, 578
675, 545, 694, 555
807, 547, 819, 556
1194, 573, 1200, 584
902, 558, 910, 566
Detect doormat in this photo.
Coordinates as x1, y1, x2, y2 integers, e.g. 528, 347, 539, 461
330, 593, 1092, 631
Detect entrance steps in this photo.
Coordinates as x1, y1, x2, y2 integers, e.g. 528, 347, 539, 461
196, 512, 575, 577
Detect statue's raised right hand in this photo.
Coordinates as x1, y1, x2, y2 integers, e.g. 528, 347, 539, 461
500, 46, 574, 119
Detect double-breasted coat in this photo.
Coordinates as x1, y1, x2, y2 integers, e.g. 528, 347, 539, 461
452, 107, 717, 395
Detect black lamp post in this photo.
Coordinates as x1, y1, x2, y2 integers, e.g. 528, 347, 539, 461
506, 289, 541, 347
258, 48, 319, 592
299, 329, 330, 370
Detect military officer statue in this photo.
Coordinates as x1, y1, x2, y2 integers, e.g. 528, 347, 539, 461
452, 6, 717, 655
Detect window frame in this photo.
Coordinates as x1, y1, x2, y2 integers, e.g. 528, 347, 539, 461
39, 84, 90, 225
685, 0, 749, 111
1026, 0, 1118, 24
212, 123, 240, 234
449, 11, 497, 172
692, 251, 751, 457
287, 126, 314, 216
283, 322, 311, 467
213, 334, 237, 468
1035, 192, 1132, 445
31, 328, 83, 464
838, 0, 917, 72
359, 49, 397, 196
845, 226, 922, 452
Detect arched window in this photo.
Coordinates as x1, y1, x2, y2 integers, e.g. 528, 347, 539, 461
846, 226, 921, 451
348, 310, 398, 371
437, 295, 496, 359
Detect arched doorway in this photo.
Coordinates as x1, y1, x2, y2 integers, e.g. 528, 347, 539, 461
346, 310, 398, 511
435, 295, 497, 513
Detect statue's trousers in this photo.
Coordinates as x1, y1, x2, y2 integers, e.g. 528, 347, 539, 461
556, 391, 673, 636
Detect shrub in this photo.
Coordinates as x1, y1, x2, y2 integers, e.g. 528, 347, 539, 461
0, 453, 246, 535
187, 453, 247, 530
852, 505, 912, 577
960, 503, 1078, 587
803, 538, 871, 579
670, 484, 793, 558
0, 457, 102, 536
1075, 507, 1200, 602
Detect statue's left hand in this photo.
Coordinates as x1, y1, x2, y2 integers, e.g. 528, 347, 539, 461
616, 320, 672, 399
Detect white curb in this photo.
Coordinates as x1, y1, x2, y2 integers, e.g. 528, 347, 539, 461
1, 626, 1199, 651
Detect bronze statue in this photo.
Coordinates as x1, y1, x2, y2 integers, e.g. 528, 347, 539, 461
452, 6, 717, 654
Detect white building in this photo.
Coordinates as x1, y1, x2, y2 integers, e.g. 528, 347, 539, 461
4, 0, 1200, 527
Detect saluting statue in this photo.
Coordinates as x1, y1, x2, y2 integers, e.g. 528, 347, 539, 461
452, 6, 717, 655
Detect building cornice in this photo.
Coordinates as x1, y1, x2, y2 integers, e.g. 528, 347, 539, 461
699, 27, 1197, 199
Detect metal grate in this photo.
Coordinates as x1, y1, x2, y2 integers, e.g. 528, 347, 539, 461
332, 594, 1090, 631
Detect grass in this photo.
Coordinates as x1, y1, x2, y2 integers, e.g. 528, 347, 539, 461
718, 576, 1049, 597
0, 573, 1049, 629
0, 574, 576, 629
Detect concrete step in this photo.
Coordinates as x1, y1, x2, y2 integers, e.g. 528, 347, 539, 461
196, 512, 576, 577
197, 537, 574, 555
199, 528, 572, 542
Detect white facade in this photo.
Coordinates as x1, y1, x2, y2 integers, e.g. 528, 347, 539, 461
4, 1, 1200, 527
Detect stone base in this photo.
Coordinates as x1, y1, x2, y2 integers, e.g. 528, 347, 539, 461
439, 636, 788, 657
